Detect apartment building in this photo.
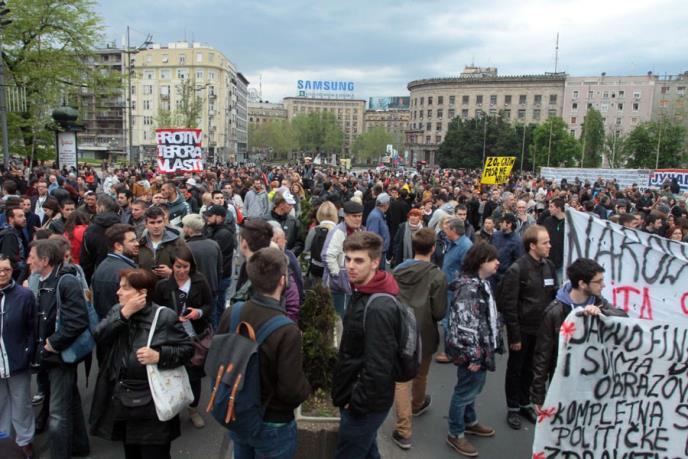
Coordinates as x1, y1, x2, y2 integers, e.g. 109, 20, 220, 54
652, 72, 688, 131
363, 109, 410, 144
248, 101, 288, 124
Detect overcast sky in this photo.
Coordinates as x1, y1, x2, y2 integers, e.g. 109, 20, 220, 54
97, 0, 688, 103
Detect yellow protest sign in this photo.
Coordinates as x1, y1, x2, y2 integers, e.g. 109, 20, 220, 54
480, 156, 516, 184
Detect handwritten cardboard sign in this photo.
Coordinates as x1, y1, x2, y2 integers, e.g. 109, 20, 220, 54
533, 313, 688, 458
480, 156, 516, 185
565, 208, 688, 323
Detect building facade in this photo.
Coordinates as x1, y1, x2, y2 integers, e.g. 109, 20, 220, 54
562, 74, 657, 139
248, 101, 288, 124
406, 69, 566, 165
125, 42, 247, 163
652, 73, 688, 132
78, 45, 125, 160
363, 109, 410, 143
282, 97, 366, 155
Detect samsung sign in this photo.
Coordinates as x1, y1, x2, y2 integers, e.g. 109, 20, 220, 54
297, 80, 355, 99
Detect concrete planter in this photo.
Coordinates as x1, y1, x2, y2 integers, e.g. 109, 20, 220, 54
295, 406, 340, 459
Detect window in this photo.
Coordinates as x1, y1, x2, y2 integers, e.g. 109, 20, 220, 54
438, 96, 444, 105
572, 102, 578, 111
533, 109, 541, 120
573, 90, 579, 99
143, 85, 152, 95
420, 97, 424, 105
633, 91, 641, 99
436, 122, 442, 131
571, 117, 576, 124
549, 94, 557, 104
177, 68, 188, 79
143, 116, 153, 126
179, 55, 186, 65
661, 86, 670, 94
476, 95, 483, 105
143, 70, 154, 80
461, 109, 469, 118
678, 86, 686, 96
131, 100, 136, 110
449, 96, 455, 105
448, 108, 455, 118
419, 111, 423, 119
462, 95, 469, 105
436, 135, 442, 143
603, 91, 609, 99
428, 96, 433, 105
130, 85, 136, 95
196, 70, 204, 79
517, 109, 526, 120
160, 85, 170, 96
160, 69, 171, 79
176, 100, 183, 109
208, 71, 215, 81
490, 95, 497, 106
426, 122, 431, 131
503, 109, 511, 119
161, 54, 168, 63
437, 109, 443, 118
548, 109, 557, 118
633, 102, 639, 111
425, 135, 431, 143
160, 100, 170, 111
616, 117, 622, 125
570, 129, 576, 136
588, 90, 594, 99
618, 102, 624, 111
143, 131, 148, 141
143, 100, 151, 110
504, 95, 512, 105
475, 109, 483, 118
427, 109, 432, 118
600, 103, 609, 112
618, 90, 625, 98
519, 95, 527, 105
196, 52, 203, 63
208, 53, 214, 63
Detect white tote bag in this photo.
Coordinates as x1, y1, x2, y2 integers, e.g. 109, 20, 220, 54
146, 306, 194, 421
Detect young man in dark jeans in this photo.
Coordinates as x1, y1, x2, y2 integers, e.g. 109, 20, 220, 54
332, 231, 402, 459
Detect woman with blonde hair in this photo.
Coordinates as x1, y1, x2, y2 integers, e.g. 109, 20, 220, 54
304, 200, 338, 285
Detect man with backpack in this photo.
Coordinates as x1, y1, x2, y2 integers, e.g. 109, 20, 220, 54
216, 247, 311, 459
391, 228, 448, 450
497, 225, 558, 430
332, 231, 404, 459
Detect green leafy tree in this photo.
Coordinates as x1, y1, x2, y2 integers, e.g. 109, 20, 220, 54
579, 108, 605, 167
292, 112, 343, 154
530, 117, 581, 169
514, 123, 537, 172
248, 120, 297, 159
437, 114, 519, 169
605, 130, 626, 168
351, 127, 394, 162
621, 119, 687, 168
2, 0, 109, 159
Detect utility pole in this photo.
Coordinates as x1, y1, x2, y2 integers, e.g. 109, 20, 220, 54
546, 121, 554, 167
0, 1, 11, 169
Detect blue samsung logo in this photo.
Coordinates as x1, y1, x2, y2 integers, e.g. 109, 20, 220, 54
297, 80, 355, 91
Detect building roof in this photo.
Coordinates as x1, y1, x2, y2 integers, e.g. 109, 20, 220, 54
407, 73, 567, 90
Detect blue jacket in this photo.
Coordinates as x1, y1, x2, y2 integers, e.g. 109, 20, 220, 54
490, 230, 524, 285
365, 207, 390, 253
442, 235, 473, 284
0, 281, 36, 375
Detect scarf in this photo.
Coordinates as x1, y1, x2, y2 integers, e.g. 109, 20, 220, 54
403, 222, 423, 261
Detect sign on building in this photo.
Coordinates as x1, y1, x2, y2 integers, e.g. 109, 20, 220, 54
480, 156, 516, 184
296, 80, 355, 99
368, 96, 410, 110
57, 131, 77, 170
156, 128, 203, 174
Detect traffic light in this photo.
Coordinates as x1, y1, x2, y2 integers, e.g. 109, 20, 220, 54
0, 1, 10, 28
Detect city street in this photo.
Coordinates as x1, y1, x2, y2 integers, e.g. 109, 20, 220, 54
16, 352, 534, 459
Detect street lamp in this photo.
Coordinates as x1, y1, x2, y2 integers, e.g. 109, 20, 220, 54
0, 0, 12, 169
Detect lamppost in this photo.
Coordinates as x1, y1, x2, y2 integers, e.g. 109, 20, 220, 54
0, 1, 12, 169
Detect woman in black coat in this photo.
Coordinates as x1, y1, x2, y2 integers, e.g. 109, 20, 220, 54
152, 246, 213, 429
90, 268, 193, 459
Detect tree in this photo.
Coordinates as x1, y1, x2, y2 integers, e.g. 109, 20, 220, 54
530, 117, 581, 169
514, 123, 537, 172
2, 0, 110, 159
351, 127, 394, 163
437, 114, 519, 169
621, 119, 687, 168
292, 112, 343, 154
155, 78, 204, 129
247, 120, 297, 159
579, 108, 605, 167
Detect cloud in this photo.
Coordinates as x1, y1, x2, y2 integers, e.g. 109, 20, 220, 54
97, 0, 688, 102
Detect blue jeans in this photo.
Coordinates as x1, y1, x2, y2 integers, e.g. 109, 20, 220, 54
214, 277, 232, 327
448, 366, 487, 438
230, 420, 297, 459
48, 365, 90, 459
335, 409, 388, 459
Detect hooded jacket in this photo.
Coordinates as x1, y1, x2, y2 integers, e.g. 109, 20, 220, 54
332, 271, 402, 415
0, 281, 36, 376
167, 191, 190, 226
137, 228, 188, 272
80, 211, 122, 283
393, 259, 447, 359
530, 284, 627, 405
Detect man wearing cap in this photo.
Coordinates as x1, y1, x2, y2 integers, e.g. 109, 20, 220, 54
269, 190, 304, 256
182, 213, 223, 296
204, 205, 236, 326
365, 193, 391, 270
323, 200, 365, 317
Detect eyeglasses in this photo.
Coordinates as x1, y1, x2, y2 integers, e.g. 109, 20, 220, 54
0, 268, 12, 274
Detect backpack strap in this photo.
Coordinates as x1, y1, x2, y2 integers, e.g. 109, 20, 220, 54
229, 301, 245, 332
363, 293, 398, 332
255, 315, 293, 345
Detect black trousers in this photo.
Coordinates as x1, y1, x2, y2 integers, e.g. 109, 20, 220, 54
124, 443, 171, 459
505, 333, 537, 410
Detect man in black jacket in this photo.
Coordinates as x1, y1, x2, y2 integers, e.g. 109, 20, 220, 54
332, 231, 401, 459
497, 225, 558, 430
28, 239, 90, 459
80, 194, 121, 284
0, 206, 28, 282
542, 198, 566, 282
204, 205, 236, 326
530, 258, 627, 410
269, 191, 304, 256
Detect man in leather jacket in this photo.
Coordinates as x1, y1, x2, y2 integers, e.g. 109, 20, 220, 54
530, 258, 627, 409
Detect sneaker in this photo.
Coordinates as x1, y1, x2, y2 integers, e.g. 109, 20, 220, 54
31, 393, 44, 406
446, 435, 478, 457
506, 411, 522, 430
412, 395, 432, 417
392, 430, 412, 450
465, 422, 495, 437
435, 353, 451, 364
188, 407, 206, 429
520, 406, 538, 424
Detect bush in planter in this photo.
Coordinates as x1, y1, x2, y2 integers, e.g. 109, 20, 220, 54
298, 282, 337, 414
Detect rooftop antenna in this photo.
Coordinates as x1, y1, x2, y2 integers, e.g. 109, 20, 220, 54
554, 32, 560, 73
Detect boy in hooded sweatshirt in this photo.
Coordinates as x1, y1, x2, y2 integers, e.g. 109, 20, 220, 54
391, 228, 447, 450
530, 258, 627, 409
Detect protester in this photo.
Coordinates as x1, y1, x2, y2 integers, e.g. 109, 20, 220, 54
203, 205, 235, 326
137, 206, 187, 276
269, 191, 304, 256
390, 207, 424, 268
182, 214, 222, 296
0, 206, 28, 282
161, 181, 189, 226
542, 198, 566, 281
303, 200, 338, 285
80, 194, 121, 283
490, 213, 524, 286
445, 243, 502, 457
89, 268, 193, 459
365, 192, 391, 269
244, 177, 269, 219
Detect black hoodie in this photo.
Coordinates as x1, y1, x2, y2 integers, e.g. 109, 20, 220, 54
80, 212, 122, 283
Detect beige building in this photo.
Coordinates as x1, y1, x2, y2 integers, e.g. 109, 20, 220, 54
126, 41, 247, 163
248, 101, 288, 124
406, 68, 566, 165
652, 72, 688, 132
282, 97, 366, 155
363, 109, 410, 144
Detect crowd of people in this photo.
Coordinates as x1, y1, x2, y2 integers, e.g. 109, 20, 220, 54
1, 157, 684, 458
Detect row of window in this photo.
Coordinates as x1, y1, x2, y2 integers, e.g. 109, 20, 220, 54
571, 101, 640, 112
296, 106, 359, 115
142, 68, 218, 81
660, 86, 687, 95
408, 134, 443, 145
143, 52, 216, 66
413, 94, 558, 107
412, 108, 557, 126
132, 84, 217, 97
570, 116, 640, 125
571, 89, 641, 100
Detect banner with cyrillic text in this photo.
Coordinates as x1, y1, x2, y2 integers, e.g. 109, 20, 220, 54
480, 156, 515, 185
565, 208, 688, 323
648, 169, 688, 191
533, 313, 688, 459
156, 128, 203, 174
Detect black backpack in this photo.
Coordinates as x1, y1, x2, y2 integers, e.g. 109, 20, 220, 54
307, 226, 329, 277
